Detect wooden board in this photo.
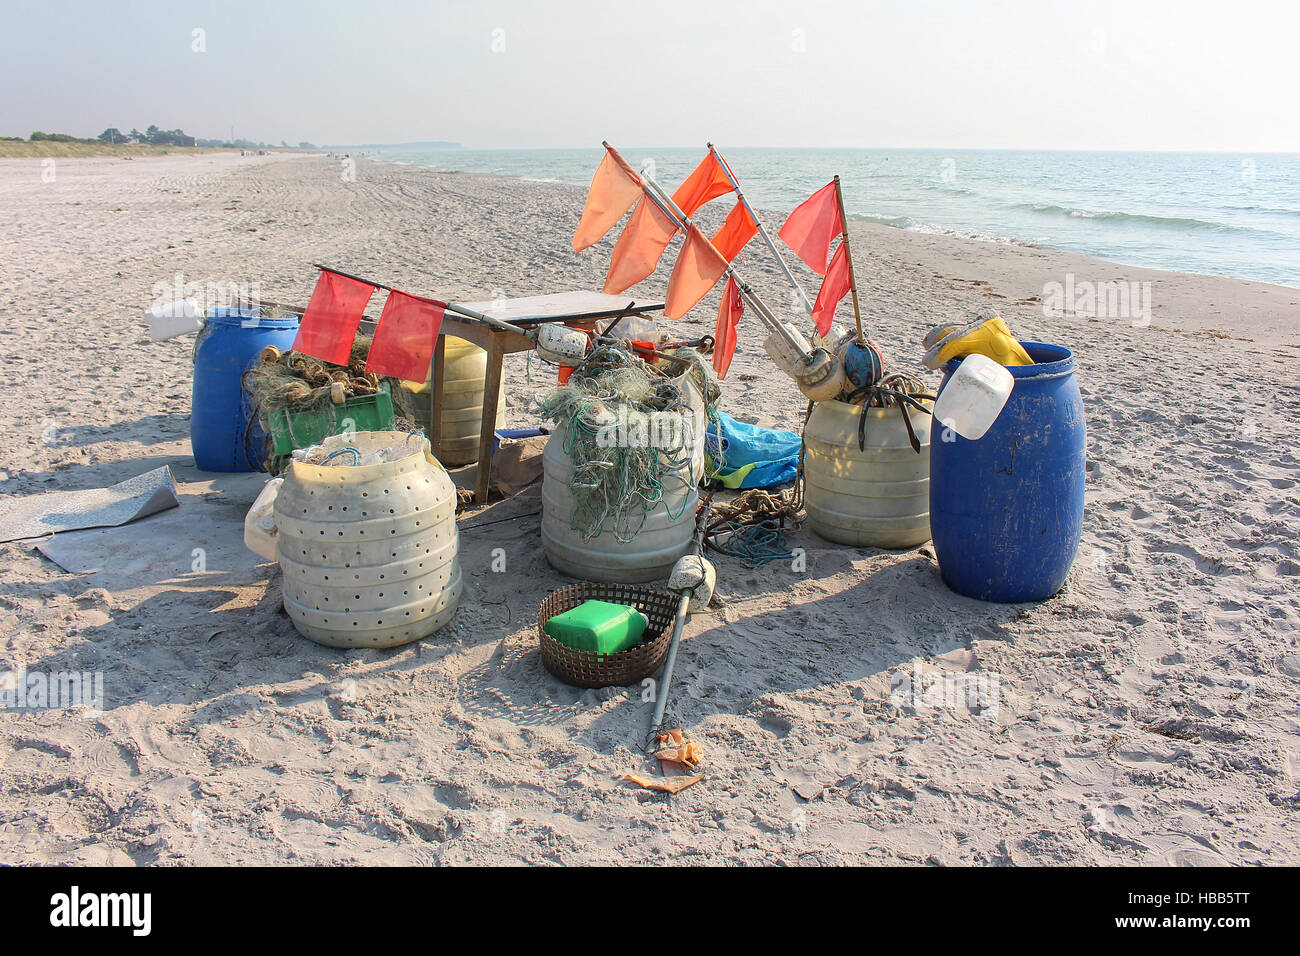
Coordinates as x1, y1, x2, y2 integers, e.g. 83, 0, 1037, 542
455, 291, 665, 324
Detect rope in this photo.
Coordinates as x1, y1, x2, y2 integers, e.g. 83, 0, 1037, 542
703, 401, 810, 569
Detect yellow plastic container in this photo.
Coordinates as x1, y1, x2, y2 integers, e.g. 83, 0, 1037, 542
804, 398, 933, 549
922, 315, 1033, 369
401, 336, 505, 466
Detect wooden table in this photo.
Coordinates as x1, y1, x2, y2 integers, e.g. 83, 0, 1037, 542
431, 292, 665, 504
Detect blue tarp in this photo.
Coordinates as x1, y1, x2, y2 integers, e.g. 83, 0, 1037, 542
705, 411, 801, 489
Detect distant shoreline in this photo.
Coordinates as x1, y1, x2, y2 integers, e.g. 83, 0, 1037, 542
0, 142, 313, 159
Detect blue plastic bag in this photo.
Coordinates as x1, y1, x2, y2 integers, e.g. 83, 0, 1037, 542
705, 411, 801, 489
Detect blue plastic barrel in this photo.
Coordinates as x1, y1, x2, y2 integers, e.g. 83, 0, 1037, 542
929, 342, 1085, 602
191, 309, 300, 471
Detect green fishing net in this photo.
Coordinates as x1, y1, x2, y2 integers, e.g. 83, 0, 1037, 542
540, 346, 720, 542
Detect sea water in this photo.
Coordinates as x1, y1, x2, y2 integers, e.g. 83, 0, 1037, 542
360, 145, 1300, 288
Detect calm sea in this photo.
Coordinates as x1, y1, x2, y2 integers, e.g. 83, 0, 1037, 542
366, 145, 1300, 288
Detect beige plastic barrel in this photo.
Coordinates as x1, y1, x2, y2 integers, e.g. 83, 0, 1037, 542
541, 372, 705, 583
401, 337, 504, 466
804, 398, 933, 549
273, 431, 462, 648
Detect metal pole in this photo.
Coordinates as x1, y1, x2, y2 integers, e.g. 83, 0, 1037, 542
708, 143, 813, 315
312, 264, 522, 336
831, 176, 865, 343
650, 500, 712, 737
624, 162, 804, 356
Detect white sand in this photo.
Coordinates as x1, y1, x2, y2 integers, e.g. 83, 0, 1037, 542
0, 153, 1297, 865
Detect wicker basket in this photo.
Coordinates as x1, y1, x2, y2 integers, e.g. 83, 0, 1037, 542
538, 582, 679, 688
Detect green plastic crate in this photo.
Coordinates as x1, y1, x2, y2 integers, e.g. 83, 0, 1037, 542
267, 382, 396, 457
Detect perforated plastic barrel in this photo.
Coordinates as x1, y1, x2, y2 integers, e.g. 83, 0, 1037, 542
273, 431, 462, 647
400, 337, 504, 465
541, 374, 705, 583
191, 309, 300, 471
929, 342, 1086, 602
804, 398, 933, 549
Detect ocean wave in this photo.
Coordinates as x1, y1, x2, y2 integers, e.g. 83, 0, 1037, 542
1214, 203, 1300, 216
848, 211, 1023, 245
1017, 202, 1252, 233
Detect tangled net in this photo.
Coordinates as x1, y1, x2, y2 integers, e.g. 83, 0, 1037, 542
243, 335, 415, 417
241, 334, 419, 470
539, 345, 719, 542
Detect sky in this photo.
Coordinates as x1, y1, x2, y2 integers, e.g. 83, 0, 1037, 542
3, 0, 1298, 152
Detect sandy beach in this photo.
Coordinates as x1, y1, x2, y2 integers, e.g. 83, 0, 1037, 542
0, 151, 1297, 866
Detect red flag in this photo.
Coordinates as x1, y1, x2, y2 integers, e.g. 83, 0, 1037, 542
672, 151, 733, 218
711, 200, 758, 262
365, 290, 446, 382
292, 270, 376, 365
664, 225, 729, 319
603, 196, 679, 294
572, 147, 643, 252
713, 274, 744, 379
778, 180, 842, 276
810, 241, 852, 336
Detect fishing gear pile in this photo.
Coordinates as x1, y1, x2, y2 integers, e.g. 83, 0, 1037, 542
241, 335, 419, 470
243, 335, 415, 419
539, 344, 719, 543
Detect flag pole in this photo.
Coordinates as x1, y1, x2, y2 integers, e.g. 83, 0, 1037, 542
708, 143, 813, 316
313, 264, 521, 336
601, 144, 802, 355
830, 176, 865, 343
642, 175, 803, 353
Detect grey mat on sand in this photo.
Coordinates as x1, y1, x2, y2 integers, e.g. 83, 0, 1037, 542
0, 466, 180, 543
36, 497, 266, 592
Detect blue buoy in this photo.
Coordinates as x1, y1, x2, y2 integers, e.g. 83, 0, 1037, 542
929, 342, 1086, 602
191, 309, 300, 472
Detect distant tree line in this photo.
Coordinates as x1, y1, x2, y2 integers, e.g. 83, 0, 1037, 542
14, 126, 317, 150
98, 126, 197, 146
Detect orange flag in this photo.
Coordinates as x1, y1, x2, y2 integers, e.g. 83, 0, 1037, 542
292, 269, 376, 365
664, 225, 728, 319
778, 180, 842, 276
604, 196, 679, 294
811, 241, 852, 336
713, 274, 744, 379
711, 200, 758, 262
572, 147, 642, 252
365, 290, 446, 382
672, 151, 733, 218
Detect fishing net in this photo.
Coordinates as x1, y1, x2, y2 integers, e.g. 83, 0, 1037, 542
242, 335, 419, 421
539, 345, 720, 542
241, 334, 420, 471
244, 335, 421, 421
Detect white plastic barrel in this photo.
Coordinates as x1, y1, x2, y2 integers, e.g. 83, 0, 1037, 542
804, 398, 933, 549
401, 337, 505, 465
541, 373, 705, 583
273, 431, 462, 648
